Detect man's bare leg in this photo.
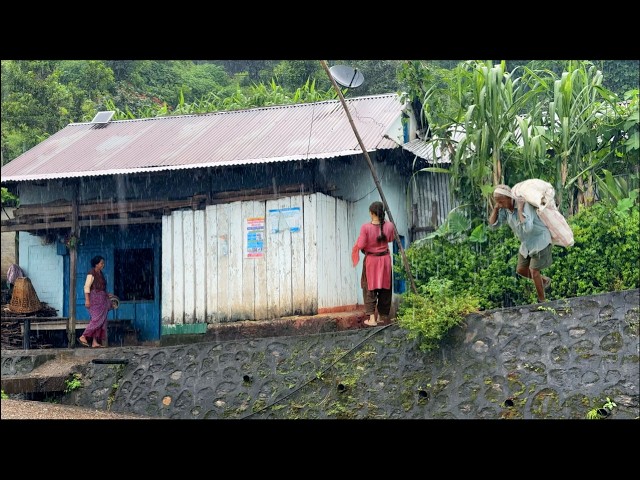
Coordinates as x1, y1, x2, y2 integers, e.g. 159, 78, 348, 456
530, 268, 546, 302
517, 265, 549, 302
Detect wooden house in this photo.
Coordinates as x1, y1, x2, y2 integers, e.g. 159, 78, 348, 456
1, 93, 451, 343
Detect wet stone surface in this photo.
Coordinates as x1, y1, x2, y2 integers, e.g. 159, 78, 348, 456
2, 289, 639, 420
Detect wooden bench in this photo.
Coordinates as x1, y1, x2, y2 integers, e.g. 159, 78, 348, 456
17, 317, 136, 349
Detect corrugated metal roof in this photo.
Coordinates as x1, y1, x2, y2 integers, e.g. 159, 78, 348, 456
1, 93, 406, 183
402, 125, 466, 164
402, 139, 449, 164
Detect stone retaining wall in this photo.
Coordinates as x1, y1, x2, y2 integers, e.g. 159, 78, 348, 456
2, 289, 638, 419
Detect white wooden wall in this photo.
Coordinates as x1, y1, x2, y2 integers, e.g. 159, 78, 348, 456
161, 193, 358, 325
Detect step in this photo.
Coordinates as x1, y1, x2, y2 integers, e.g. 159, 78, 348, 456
1, 357, 84, 394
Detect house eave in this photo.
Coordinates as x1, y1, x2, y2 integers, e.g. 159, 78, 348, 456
0, 149, 379, 184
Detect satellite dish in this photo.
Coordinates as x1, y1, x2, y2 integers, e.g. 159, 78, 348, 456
329, 65, 364, 88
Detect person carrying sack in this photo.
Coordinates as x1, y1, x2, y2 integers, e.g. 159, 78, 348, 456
489, 184, 553, 303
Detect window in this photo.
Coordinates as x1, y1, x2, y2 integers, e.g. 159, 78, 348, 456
114, 248, 154, 301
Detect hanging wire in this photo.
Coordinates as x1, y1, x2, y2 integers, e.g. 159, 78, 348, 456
305, 103, 316, 162
347, 102, 386, 131
240, 322, 396, 419
353, 162, 388, 204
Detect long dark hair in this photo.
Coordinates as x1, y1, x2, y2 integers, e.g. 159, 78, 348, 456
369, 201, 387, 242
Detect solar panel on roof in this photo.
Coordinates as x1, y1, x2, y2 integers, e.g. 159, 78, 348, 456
91, 111, 115, 124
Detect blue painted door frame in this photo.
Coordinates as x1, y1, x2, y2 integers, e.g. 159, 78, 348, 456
62, 224, 161, 341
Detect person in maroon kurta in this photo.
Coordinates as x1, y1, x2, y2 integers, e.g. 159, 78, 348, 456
79, 255, 113, 348
352, 201, 395, 327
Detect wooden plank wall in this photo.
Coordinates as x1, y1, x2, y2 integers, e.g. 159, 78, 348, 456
302, 194, 318, 314
161, 192, 358, 325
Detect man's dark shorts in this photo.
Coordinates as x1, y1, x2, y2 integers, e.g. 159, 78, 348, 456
517, 243, 552, 271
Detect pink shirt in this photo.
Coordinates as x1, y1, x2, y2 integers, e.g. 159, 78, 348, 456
352, 222, 395, 290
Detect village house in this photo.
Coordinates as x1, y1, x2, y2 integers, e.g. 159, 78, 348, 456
1, 93, 452, 344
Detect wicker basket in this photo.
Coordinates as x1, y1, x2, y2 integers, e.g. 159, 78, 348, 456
8, 277, 43, 314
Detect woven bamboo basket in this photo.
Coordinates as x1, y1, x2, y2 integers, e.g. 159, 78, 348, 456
8, 277, 43, 314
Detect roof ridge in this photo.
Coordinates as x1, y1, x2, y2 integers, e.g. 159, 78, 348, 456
68, 92, 400, 125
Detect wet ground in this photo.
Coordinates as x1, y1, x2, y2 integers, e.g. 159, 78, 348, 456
1, 398, 153, 419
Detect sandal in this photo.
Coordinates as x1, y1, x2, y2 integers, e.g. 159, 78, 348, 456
363, 319, 378, 327
78, 338, 90, 347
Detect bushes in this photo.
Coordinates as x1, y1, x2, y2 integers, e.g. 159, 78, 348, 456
548, 203, 639, 297
398, 226, 528, 309
393, 201, 638, 351
396, 278, 480, 352
396, 201, 639, 310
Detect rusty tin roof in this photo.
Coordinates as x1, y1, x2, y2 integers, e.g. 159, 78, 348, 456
1, 93, 407, 183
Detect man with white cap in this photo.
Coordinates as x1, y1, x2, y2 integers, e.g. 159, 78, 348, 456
489, 184, 552, 303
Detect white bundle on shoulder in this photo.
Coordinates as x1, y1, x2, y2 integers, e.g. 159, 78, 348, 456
511, 179, 574, 248
511, 178, 556, 211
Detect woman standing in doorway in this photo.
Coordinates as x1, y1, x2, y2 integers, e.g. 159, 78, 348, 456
352, 201, 395, 326
78, 255, 113, 348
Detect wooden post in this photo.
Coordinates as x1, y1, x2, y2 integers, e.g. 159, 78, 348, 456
67, 184, 79, 347
320, 60, 418, 294
23, 318, 31, 350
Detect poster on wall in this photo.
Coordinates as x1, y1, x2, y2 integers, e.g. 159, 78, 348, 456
268, 207, 301, 234
245, 217, 265, 258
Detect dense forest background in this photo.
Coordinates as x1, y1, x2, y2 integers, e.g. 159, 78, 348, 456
2, 59, 638, 165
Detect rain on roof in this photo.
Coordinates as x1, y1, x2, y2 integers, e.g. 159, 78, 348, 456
1, 94, 407, 183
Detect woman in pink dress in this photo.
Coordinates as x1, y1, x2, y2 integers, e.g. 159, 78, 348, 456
79, 255, 113, 348
352, 201, 395, 326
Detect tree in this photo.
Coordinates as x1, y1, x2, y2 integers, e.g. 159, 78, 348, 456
543, 61, 638, 213
399, 59, 639, 221
1, 60, 76, 163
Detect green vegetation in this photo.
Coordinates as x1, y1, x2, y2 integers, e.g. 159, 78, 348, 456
586, 397, 617, 419
399, 60, 639, 220
1, 187, 18, 206
550, 202, 639, 297
64, 373, 82, 393
1, 389, 8, 399
396, 199, 639, 309
396, 278, 480, 352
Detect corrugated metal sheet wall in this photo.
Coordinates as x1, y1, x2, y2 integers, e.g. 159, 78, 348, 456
409, 172, 455, 242
161, 192, 358, 325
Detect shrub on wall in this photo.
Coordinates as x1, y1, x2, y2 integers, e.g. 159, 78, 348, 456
399, 226, 527, 309
396, 278, 480, 352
